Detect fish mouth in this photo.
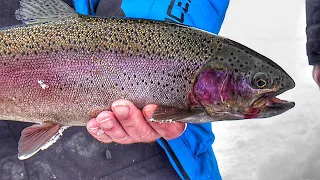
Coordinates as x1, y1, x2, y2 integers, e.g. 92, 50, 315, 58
245, 95, 295, 119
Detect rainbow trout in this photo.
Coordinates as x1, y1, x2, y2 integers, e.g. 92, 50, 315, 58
0, 0, 295, 160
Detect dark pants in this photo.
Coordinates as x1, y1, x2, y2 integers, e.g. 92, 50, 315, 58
0, 121, 179, 179
0, 0, 180, 179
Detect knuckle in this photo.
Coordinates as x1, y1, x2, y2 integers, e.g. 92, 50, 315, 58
121, 114, 141, 127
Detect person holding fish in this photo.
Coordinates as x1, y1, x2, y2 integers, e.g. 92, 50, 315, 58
0, 0, 296, 180
306, 0, 320, 88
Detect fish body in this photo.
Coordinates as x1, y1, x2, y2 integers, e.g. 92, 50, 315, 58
0, 16, 229, 126
0, 0, 295, 159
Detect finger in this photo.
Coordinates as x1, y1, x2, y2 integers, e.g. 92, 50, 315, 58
87, 118, 113, 143
313, 65, 320, 87
95, 111, 133, 144
143, 104, 187, 140
111, 100, 160, 142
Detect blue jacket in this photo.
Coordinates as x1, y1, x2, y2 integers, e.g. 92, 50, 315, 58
74, 0, 229, 179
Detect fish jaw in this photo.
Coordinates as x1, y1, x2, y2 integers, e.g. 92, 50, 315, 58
245, 96, 295, 119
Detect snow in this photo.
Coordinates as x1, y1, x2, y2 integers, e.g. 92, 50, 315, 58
212, 1, 320, 179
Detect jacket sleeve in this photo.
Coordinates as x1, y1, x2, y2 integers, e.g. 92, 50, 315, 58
73, 0, 229, 179
306, 0, 320, 65
157, 123, 222, 180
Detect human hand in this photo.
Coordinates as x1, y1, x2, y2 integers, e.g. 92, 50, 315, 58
313, 65, 320, 87
86, 99, 186, 144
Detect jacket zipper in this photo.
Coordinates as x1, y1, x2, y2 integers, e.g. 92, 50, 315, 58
159, 138, 191, 180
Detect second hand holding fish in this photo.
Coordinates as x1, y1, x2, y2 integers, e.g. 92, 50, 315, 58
87, 99, 186, 143
313, 65, 320, 87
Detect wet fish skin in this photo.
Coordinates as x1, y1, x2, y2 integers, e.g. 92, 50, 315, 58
0, 16, 217, 126
0, 9, 295, 127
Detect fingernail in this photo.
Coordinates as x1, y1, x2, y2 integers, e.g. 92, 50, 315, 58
113, 103, 129, 118
182, 123, 188, 134
97, 129, 105, 136
98, 117, 114, 129
87, 122, 99, 133
97, 117, 110, 124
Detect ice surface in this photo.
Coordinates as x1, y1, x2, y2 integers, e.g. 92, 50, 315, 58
212, 0, 320, 179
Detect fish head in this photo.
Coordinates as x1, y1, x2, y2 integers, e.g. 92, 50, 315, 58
192, 38, 295, 120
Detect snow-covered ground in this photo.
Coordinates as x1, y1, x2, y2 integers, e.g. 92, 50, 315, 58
212, 1, 320, 179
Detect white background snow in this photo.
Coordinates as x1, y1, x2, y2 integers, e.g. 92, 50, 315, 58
212, 0, 320, 179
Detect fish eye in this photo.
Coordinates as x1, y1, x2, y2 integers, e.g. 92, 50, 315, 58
253, 72, 269, 88
256, 79, 267, 88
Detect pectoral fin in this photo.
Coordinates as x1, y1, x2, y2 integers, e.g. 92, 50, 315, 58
18, 122, 69, 160
149, 105, 204, 123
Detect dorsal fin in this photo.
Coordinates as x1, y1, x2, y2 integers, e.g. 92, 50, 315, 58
15, 0, 78, 24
